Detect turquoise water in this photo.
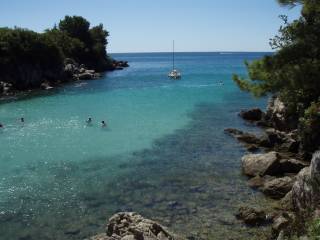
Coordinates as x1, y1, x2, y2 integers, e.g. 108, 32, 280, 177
0, 52, 271, 239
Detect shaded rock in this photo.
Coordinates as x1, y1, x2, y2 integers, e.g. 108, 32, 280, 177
280, 159, 309, 174
265, 128, 285, 146
225, 128, 261, 144
242, 152, 281, 177
262, 176, 294, 199
224, 128, 243, 136
40, 81, 53, 90
236, 133, 261, 145
235, 206, 268, 226
239, 108, 264, 121
292, 151, 320, 214
256, 120, 270, 128
90, 212, 181, 240
279, 139, 300, 153
279, 191, 293, 211
246, 144, 259, 152
78, 72, 95, 80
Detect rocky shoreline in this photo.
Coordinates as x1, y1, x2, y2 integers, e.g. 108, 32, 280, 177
225, 96, 320, 239
0, 58, 129, 98
86, 96, 320, 240
88, 212, 183, 240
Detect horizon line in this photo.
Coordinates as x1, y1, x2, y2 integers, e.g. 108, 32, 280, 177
109, 50, 274, 54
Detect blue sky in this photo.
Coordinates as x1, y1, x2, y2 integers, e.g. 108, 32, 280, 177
1, 0, 301, 53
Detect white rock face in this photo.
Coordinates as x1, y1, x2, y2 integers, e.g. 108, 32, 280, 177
242, 151, 280, 177
292, 151, 320, 213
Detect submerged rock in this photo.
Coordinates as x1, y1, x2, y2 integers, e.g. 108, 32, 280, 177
262, 176, 294, 199
235, 206, 268, 226
247, 175, 276, 189
89, 212, 182, 240
242, 152, 281, 177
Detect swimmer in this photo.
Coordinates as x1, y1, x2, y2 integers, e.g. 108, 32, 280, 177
101, 120, 107, 127
86, 117, 92, 124
0, 123, 3, 128
20, 117, 24, 123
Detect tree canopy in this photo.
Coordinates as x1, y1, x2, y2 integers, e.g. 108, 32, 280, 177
0, 16, 113, 89
233, 0, 320, 153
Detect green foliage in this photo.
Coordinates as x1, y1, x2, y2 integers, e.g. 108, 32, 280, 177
57, 16, 111, 70
0, 27, 64, 88
299, 101, 320, 153
308, 218, 320, 239
58, 15, 91, 46
0, 15, 113, 89
233, 0, 320, 152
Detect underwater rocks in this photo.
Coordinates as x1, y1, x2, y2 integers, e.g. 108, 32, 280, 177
262, 176, 294, 199
90, 212, 182, 240
235, 206, 269, 226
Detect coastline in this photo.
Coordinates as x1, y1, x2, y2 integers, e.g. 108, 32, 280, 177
225, 96, 320, 239
0, 59, 129, 101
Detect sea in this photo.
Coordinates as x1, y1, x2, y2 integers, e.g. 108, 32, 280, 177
0, 52, 272, 240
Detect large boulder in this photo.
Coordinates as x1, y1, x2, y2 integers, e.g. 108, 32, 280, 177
262, 176, 294, 199
292, 151, 320, 214
242, 152, 281, 177
239, 108, 264, 121
90, 212, 181, 240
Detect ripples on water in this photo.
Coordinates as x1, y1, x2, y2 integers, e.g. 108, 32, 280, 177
0, 52, 272, 240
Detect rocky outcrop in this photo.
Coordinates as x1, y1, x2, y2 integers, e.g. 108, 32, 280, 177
265, 96, 287, 131
112, 60, 129, 70
89, 212, 182, 240
64, 59, 101, 80
242, 152, 281, 177
265, 96, 298, 131
0, 81, 13, 95
292, 151, 320, 214
239, 108, 264, 121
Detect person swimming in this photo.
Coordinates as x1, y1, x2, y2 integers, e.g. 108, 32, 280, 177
86, 117, 92, 124
0, 123, 3, 128
101, 120, 107, 127
20, 117, 24, 123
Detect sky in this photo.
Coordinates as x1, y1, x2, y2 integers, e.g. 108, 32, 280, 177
1, 0, 302, 53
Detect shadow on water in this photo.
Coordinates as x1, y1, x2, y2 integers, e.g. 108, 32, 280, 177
0, 102, 273, 240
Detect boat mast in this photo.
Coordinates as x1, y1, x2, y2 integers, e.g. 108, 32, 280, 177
173, 40, 175, 70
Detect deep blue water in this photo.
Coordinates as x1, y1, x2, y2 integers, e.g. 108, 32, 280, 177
0, 52, 271, 239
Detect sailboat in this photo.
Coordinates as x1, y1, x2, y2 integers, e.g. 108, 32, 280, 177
168, 40, 181, 79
